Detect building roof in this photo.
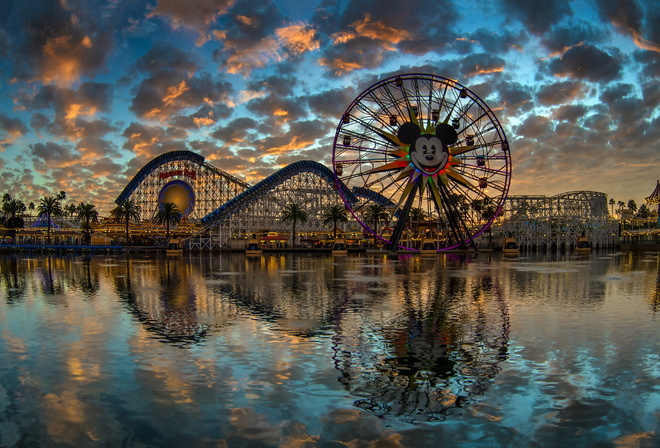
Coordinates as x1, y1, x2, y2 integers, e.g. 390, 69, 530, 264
646, 180, 660, 204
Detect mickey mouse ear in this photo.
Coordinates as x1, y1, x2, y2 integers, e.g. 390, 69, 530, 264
397, 122, 421, 144
435, 122, 458, 145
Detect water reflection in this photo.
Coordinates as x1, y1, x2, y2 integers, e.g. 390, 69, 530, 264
0, 252, 659, 446
109, 256, 240, 347
332, 258, 509, 422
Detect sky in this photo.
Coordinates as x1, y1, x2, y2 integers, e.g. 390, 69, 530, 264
0, 0, 658, 215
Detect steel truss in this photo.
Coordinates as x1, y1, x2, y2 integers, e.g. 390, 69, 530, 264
116, 151, 249, 221
190, 170, 362, 249
485, 191, 619, 249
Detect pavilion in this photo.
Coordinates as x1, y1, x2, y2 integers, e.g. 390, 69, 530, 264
645, 180, 660, 227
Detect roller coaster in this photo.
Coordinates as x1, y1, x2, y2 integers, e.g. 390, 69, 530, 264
115, 151, 368, 249
488, 191, 619, 250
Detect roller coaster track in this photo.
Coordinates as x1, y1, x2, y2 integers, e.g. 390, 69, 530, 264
200, 160, 358, 231
115, 150, 249, 206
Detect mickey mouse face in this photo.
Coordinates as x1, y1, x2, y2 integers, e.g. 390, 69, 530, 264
410, 135, 448, 175
397, 121, 457, 176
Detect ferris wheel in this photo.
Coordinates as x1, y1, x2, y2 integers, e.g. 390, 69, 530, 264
332, 73, 512, 251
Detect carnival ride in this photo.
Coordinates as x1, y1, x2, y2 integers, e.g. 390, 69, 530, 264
491, 191, 618, 250
332, 73, 511, 251
116, 151, 250, 221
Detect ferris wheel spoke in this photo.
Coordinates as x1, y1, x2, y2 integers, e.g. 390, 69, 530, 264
379, 84, 409, 123
349, 115, 402, 147
387, 181, 419, 249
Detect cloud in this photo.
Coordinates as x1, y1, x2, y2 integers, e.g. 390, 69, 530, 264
218, 24, 319, 75
276, 24, 320, 54
595, 0, 660, 52
121, 122, 189, 159
147, 0, 235, 44
18, 82, 114, 140
536, 80, 586, 106
0, 114, 29, 149
547, 43, 622, 82
500, 0, 573, 35
130, 71, 232, 122
6, 0, 114, 85
134, 41, 201, 76
29, 141, 78, 171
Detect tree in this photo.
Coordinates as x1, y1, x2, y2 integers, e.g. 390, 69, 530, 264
363, 203, 389, 247
627, 199, 637, 213
609, 198, 615, 216
2, 198, 26, 230
617, 201, 625, 214
322, 205, 349, 240
637, 204, 650, 219
37, 196, 63, 242
110, 199, 141, 244
281, 203, 308, 247
409, 207, 427, 239
77, 202, 99, 243
153, 202, 182, 238
65, 203, 77, 219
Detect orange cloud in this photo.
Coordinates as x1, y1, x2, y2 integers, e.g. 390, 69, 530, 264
276, 24, 319, 54
39, 35, 90, 85
351, 14, 410, 44
162, 80, 190, 106
466, 66, 505, 77
262, 136, 315, 155
318, 58, 363, 76
193, 116, 215, 127
630, 31, 660, 53
223, 24, 318, 75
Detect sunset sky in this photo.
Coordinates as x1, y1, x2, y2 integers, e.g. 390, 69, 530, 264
0, 0, 658, 214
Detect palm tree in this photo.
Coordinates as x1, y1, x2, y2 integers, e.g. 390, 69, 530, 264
65, 203, 77, 220
409, 207, 427, 238
153, 202, 182, 238
281, 202, 308, 247
110, 199, 141, 244
617, 201, 625, 214
56, 190, 66, 210
77, 202, 99, 243
609, 198, 615, 216
322, 205, 349, 240
627, 199, 637, 214
37, 196, 63, 242
2, 198, 26, 230
362, 203, 389, 247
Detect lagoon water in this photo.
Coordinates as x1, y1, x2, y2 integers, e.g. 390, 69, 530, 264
0, 251, 658, 447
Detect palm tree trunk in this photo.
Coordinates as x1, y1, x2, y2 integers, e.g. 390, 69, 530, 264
125, 216, 129, 244
292, 219, 297, 247
47, 212, 52, 242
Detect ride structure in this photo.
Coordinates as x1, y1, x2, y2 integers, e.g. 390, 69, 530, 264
491, 191, 618, 250
116, 151, 249, 221
331, 73, 511, 251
